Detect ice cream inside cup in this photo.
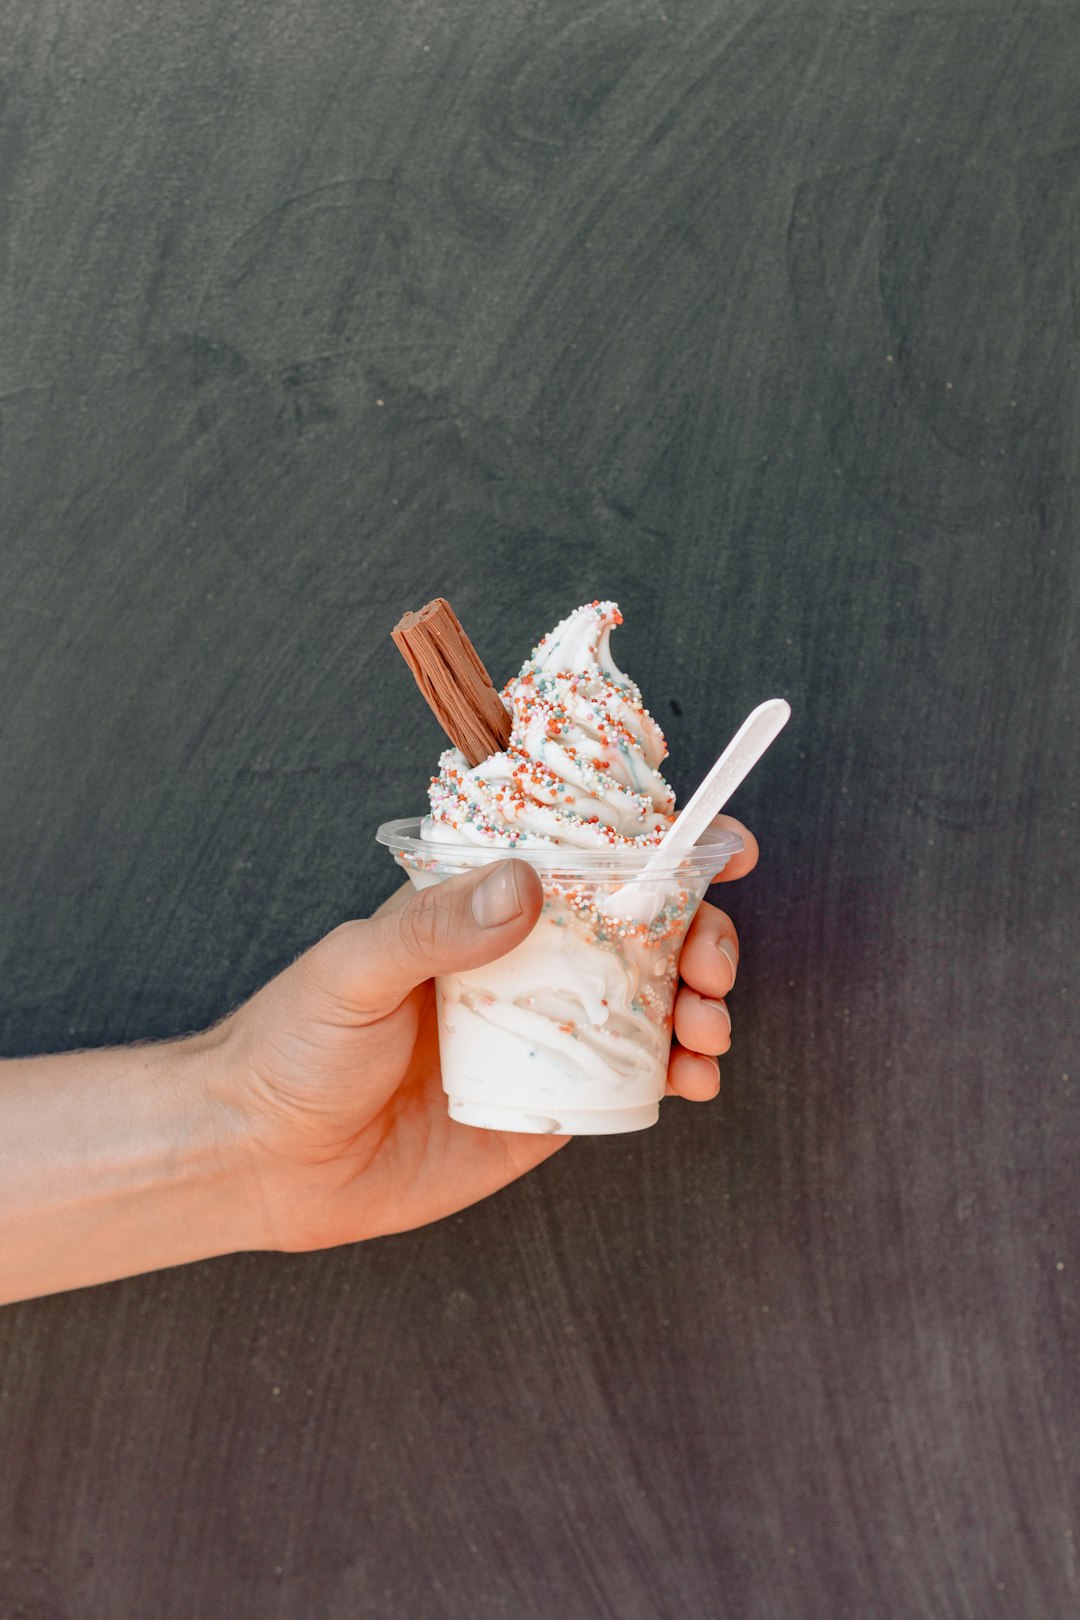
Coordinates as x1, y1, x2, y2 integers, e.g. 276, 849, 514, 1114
376, 821, 743, 1134
381, 598, 743, 1135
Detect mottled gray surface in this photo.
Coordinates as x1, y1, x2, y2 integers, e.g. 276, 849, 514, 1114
1, 2, 1078, 1616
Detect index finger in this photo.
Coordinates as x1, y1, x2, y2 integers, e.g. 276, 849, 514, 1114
706, 814, 759, 882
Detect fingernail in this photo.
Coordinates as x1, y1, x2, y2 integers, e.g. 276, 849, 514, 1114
472, 861, 525, 928
717, 936, 738, 985
702, 996, 732, 1034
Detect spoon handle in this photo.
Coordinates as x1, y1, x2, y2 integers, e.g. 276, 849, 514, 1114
653, 698, 791, 858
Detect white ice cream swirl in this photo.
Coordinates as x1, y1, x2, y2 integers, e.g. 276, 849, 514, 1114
422, 600, 676, 849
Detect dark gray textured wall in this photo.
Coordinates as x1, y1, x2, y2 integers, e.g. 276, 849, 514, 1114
1, 3, 1078, 1616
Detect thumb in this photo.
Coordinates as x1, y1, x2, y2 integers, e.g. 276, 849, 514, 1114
307, 859, 545, 1020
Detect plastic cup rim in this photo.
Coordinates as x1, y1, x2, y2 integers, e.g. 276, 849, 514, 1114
375, 816, 744, 875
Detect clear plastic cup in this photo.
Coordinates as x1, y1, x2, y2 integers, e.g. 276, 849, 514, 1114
376, 818, 744, 1136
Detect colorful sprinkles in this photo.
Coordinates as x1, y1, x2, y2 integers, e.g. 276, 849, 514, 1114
425, 600, 678, 849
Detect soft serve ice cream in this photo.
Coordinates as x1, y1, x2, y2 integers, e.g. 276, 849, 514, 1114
380, 600, 737, 1134
423, 599, 676, 851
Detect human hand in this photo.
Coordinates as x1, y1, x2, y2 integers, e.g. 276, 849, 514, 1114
203, 815, 759, 1254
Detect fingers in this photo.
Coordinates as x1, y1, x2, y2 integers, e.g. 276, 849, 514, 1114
668, 893, 739, 1104
707, 814, 759, 882
306, 859, 545, 1020
673, 984, 731, 1056
373, 879, 413, 917
665, 1042, 721, 1101
678, 900, 738, 1002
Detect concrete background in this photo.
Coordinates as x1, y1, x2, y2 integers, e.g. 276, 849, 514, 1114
1, 2, 1077, 1615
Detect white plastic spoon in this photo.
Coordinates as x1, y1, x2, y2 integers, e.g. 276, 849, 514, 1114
601, 698, 791, 920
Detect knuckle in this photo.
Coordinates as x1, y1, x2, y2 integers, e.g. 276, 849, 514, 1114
293, 922, 359, 1004
290, 928, 340, 996
394, 887, 453, 966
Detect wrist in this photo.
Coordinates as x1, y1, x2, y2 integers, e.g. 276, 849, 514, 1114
181, 1017, 277, 1257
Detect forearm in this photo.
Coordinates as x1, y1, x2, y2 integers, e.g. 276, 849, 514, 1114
0, 1031, 262, 1306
